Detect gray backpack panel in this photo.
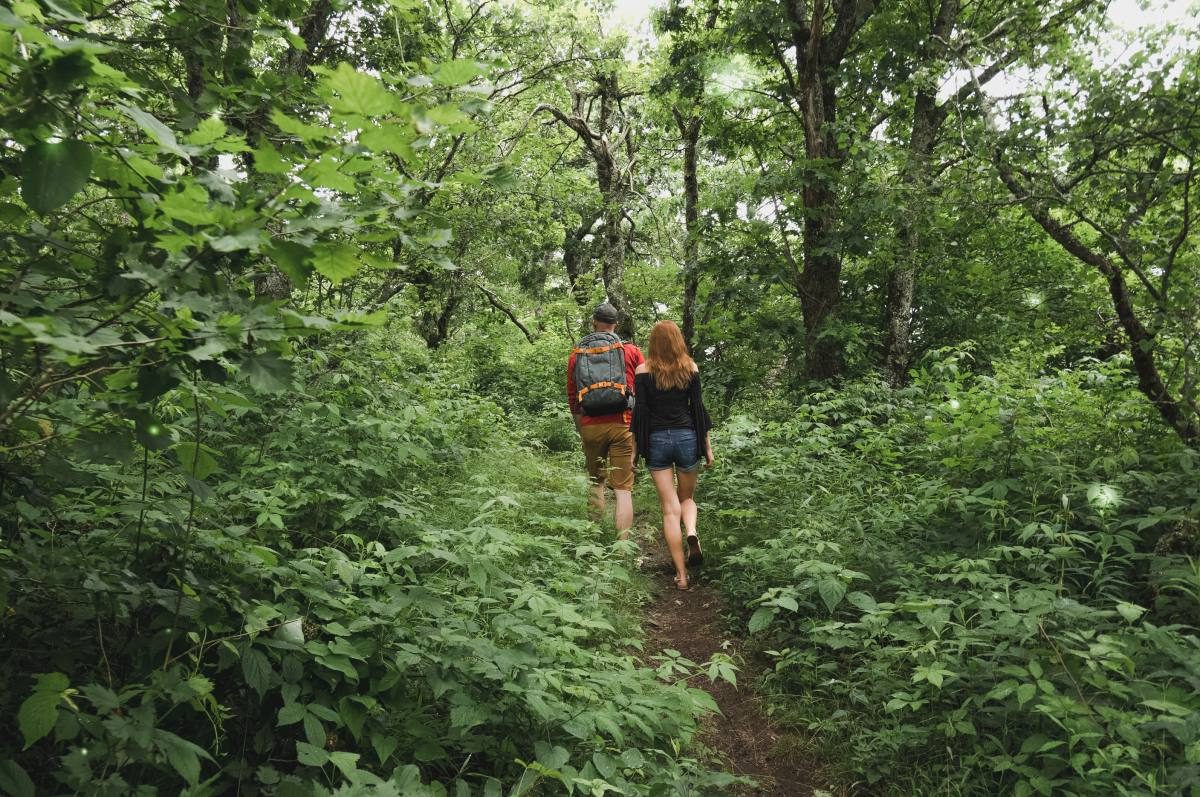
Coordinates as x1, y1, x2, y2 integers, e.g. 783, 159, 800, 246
573, 331, 630, 416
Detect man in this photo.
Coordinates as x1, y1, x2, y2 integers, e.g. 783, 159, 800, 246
566, 303, 645, 538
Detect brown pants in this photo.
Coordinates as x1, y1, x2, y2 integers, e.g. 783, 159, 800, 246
580, 423, 635, 491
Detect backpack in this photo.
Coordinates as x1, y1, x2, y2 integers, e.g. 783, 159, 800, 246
572, 331, 631, 416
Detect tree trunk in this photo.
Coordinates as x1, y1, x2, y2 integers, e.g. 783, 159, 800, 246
563, 210, 600, 308
795, 75, 843, 380
672, 0, 717, 352
884, 0, 958, 386
417, 290, 459, 349
883, 96, 938, 386
676, 112, 702, 352
533, 72, 636, 339
786, 0, 879, 381
596, 73, 635, 340
600, 188, 633, 339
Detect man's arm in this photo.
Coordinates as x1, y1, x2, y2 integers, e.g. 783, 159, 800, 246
626, 345, 645, 389
566, 354, 582, 434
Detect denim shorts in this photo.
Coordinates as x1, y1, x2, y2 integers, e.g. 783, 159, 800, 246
646, 428, 702, 472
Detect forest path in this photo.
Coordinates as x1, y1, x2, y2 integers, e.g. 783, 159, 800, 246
634, 514, 827, 796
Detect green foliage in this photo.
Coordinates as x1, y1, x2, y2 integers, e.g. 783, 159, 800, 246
3, 0, 1199, 794
0, 0, 477, 463
706, 351, 1200, 795
0, 331, 728, 793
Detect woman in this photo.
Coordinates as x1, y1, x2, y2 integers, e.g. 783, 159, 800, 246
632, 320, 714, 590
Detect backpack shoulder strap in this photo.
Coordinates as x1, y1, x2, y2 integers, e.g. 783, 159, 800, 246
573, 332, 623, 356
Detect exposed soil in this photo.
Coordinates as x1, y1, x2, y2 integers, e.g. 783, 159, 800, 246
637, 523, 828, 797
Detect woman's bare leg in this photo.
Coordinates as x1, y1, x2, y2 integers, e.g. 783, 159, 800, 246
650, 468, 687, 585
676, 468, 699, 539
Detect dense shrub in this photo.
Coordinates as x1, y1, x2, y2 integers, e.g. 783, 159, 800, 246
0, 332, 735, 795
706, 350, 1200, 795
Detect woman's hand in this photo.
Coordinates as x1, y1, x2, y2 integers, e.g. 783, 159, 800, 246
705, 447, 714, 468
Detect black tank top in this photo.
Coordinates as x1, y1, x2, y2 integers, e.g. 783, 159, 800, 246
635, 372, 697, 431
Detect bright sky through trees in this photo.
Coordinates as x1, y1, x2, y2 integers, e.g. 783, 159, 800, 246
611, 0, 1198, 31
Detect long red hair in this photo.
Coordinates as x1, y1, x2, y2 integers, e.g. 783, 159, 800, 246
647, 320, 696, 390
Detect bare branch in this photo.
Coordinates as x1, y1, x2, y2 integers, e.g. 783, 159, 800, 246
471, 279, 535, 343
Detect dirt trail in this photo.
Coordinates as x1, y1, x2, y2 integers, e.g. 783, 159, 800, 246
637, 525, 826, 796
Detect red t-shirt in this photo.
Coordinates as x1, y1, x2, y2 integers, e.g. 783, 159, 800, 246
567, 342, 645, 426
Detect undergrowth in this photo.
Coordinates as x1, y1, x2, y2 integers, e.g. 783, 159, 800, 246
706, 348, 1200, 796
0, 330, 737, 795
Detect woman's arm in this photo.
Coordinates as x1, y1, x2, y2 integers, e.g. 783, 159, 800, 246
631, 370, 651, 462
689, 371, 714, 465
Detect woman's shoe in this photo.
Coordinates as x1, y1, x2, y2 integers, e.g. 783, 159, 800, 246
674, 573, 689, 591
686, 534, 704, 566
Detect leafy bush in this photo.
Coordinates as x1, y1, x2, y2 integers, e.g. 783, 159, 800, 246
705, 350, 1200, 795
0, 333, 735, 795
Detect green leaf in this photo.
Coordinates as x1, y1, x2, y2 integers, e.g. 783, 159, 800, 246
267, 241, 313, 286
748, 607, 775, 634
432, 59, 486, 86
359, 124, 414, 160
468, 561, 487, 590
1115, 601, 1146, 622
133, 409, 172, 450
371, 734, 398, 765
311, 243, 361, 285
303, 156, 356, 193
620, 748, 645, 769
845, 591, 877, 612
324, 62, 395, 116
210, 228, 266, 253
425, 103, 471, 128
310, 702, 341, 724
328, 751, 360, 779
482, 162, 516, 189
420, 228, 452, 248
275, 617, 304, 645
277, 703, 306, 726
535, 741, 570, 772
271, 108, 329, 141
241, 647, 272, 696
303, 712, 325, 747
17, 672, 68, 749
174, 442, 219, 479
186, 337, 229, 362
122, 105, 187, 158
253, 141, 290, 174
240, 352, 293, 393
185, 115, 226, 146
20, 140, 92, 215
817, 577, 846, 612
244, 603, 281, 635
1142, 699, 1192, 717
689, 688, 719, 714
0, 759, 35, 797
317, 653, 359, 682
159, 183, 216, 226
296, 741, 328, 767
155, 729, 210, 786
